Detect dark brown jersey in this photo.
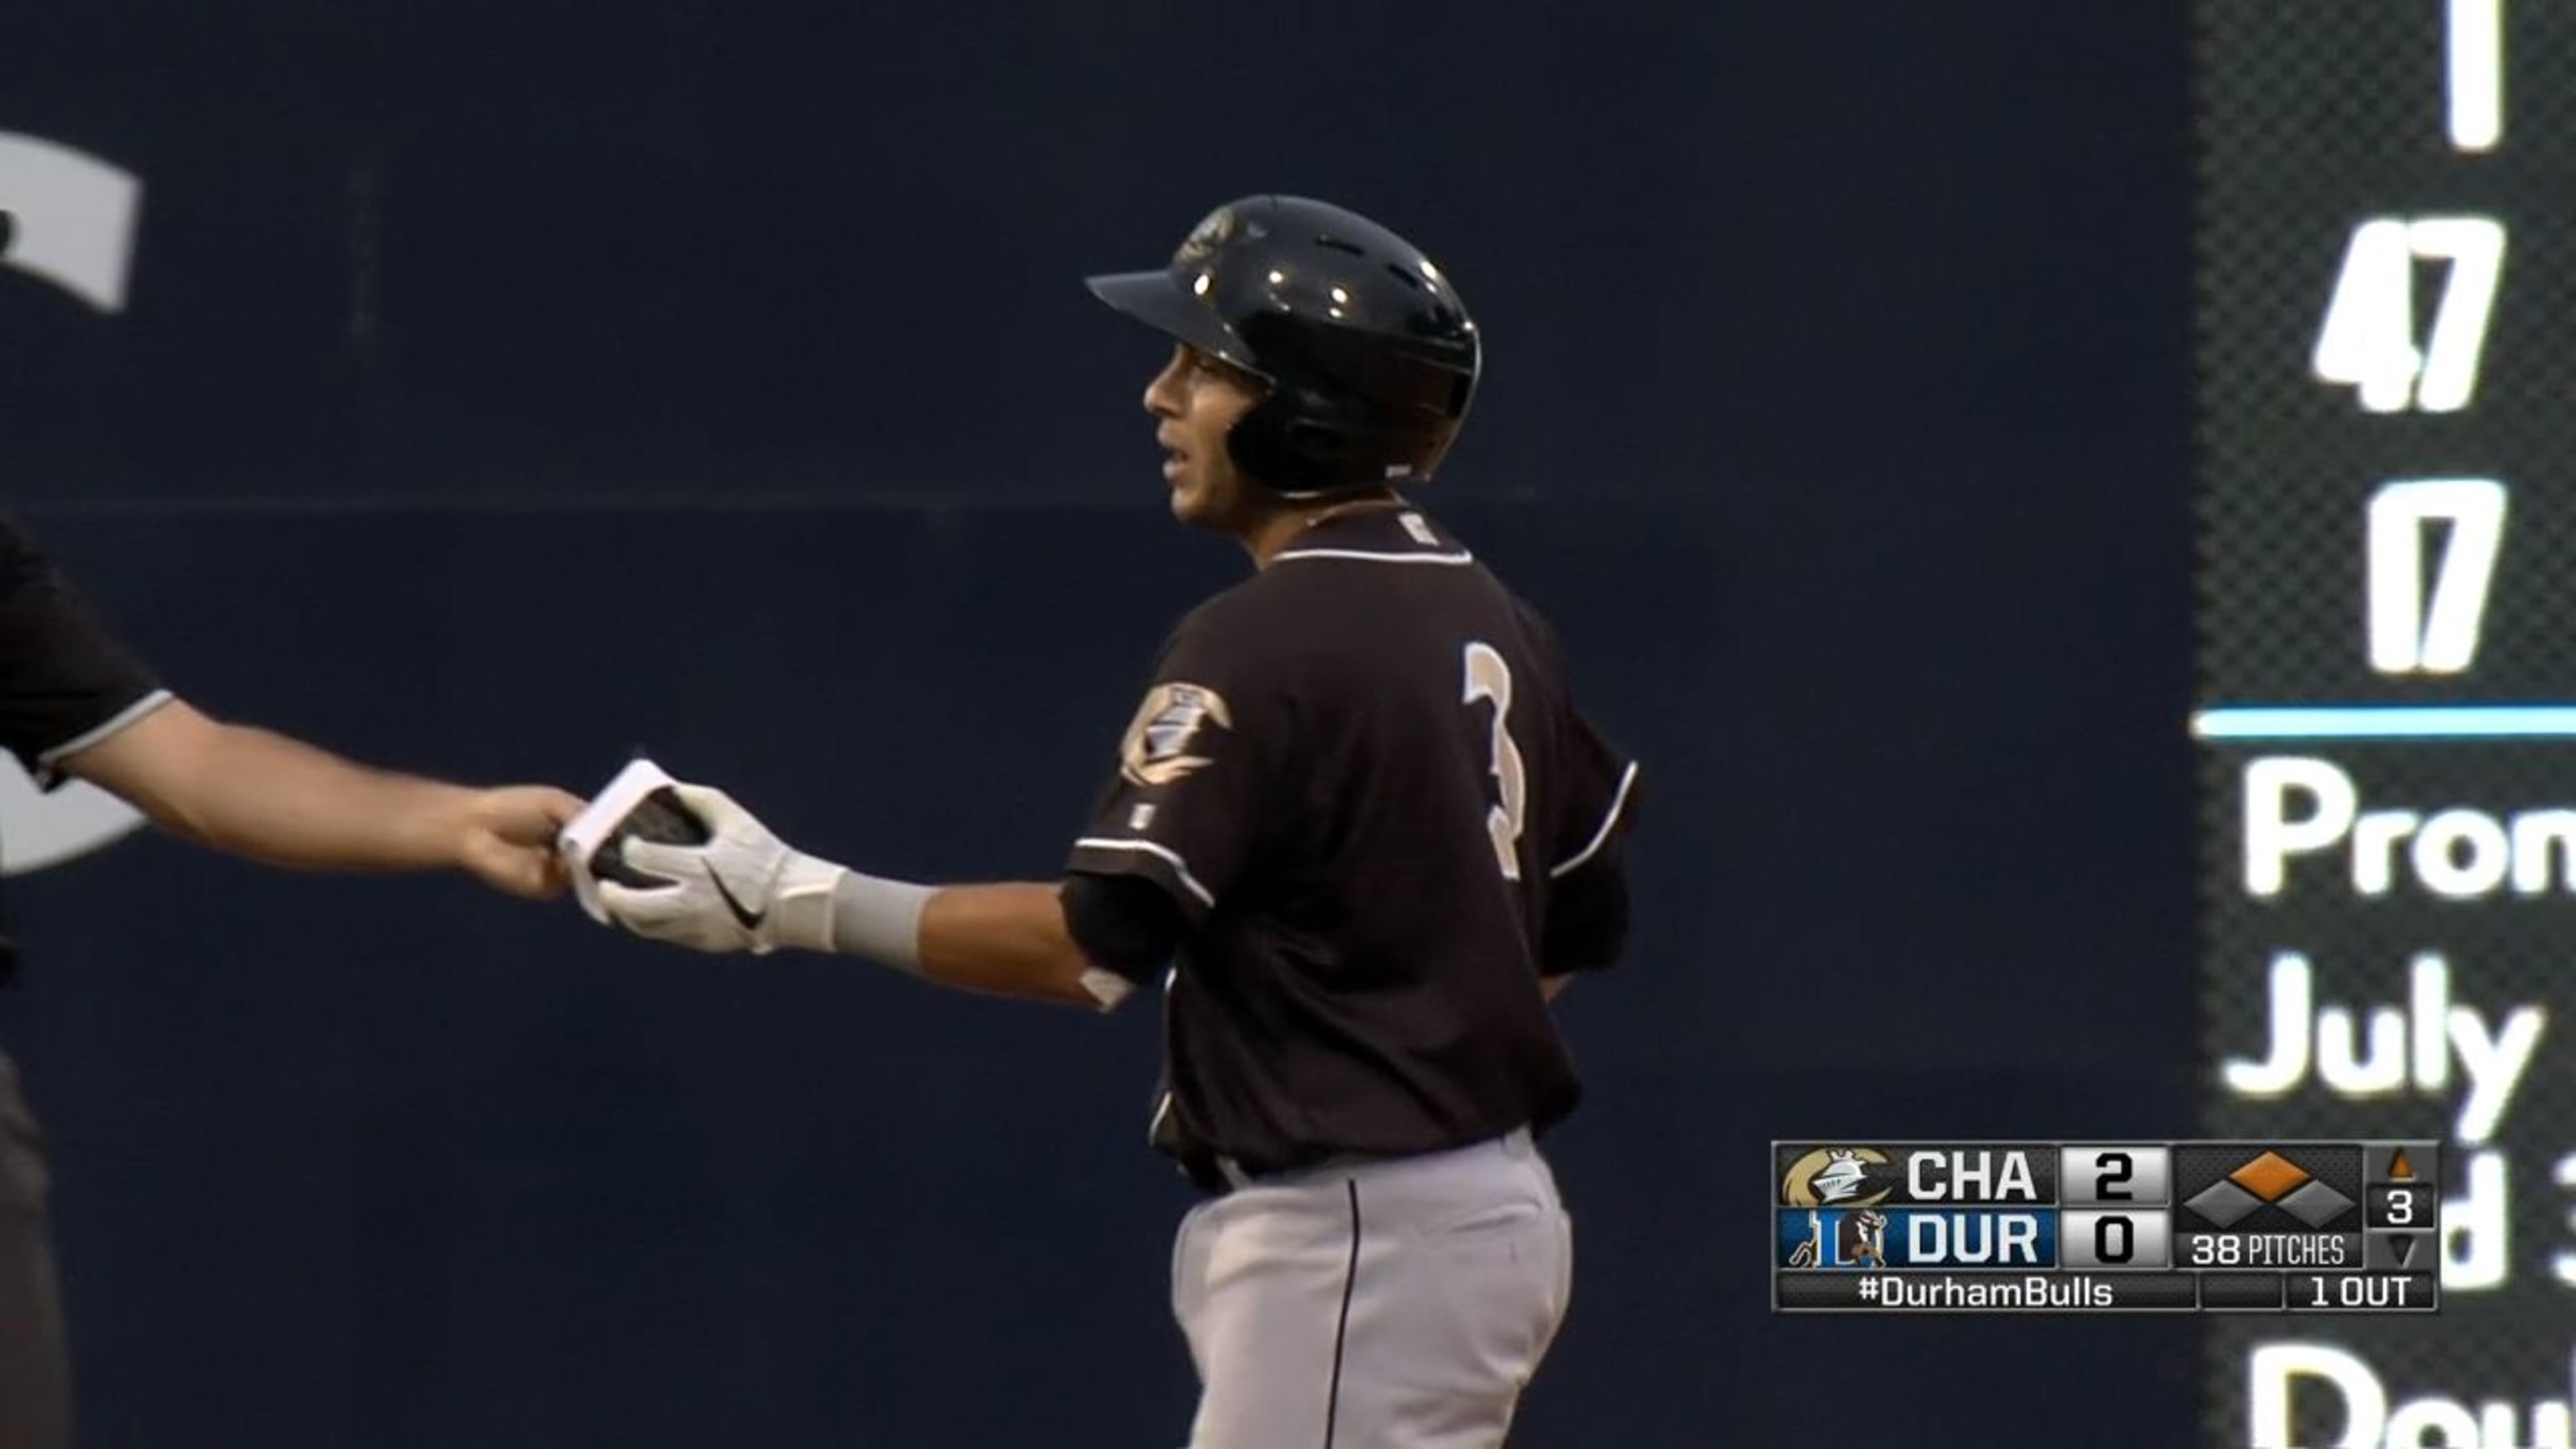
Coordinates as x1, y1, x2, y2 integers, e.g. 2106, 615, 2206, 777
0, 516, 169, 984
1067, 506, 1639, 1173
0, 517, 167, 779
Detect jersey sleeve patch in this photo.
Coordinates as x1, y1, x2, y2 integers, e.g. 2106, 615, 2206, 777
1120, 682, 1234, 787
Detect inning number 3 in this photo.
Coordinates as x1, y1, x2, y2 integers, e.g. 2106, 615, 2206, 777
1462, 641, 1528, 880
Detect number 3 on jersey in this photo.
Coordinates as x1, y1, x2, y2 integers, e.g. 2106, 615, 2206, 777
1462, 641, 1528, 880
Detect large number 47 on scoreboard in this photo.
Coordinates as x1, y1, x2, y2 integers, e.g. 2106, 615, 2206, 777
2311, 216, 2506, 414
2314, 0, 2506, 410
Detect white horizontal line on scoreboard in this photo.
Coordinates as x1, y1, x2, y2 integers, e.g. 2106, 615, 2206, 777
2192, 705, 2576, 740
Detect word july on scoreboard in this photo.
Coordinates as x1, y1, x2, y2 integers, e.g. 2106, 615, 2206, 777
1771, 1140, 2442, 1314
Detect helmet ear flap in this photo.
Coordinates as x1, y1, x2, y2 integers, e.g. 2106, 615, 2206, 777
1228, 382, 1466, 496
1224, 386, 1335, 496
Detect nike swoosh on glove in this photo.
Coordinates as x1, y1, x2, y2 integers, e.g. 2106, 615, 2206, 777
596, 783, 845, 954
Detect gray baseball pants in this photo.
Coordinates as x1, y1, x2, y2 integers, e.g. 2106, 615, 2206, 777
1171, 1128, 1571, 1448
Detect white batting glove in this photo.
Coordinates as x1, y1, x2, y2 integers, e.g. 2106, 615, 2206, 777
595, 783, 845, 955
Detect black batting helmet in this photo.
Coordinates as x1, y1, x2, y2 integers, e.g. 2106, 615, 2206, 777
1086, 195, 1480, 496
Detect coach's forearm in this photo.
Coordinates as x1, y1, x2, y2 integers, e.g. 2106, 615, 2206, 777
190, 728, 476, 868
77, 709, 475, 872
891, 880, 1101, 1008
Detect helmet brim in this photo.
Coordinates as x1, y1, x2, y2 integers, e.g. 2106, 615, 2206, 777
1085, 270, 1268, 379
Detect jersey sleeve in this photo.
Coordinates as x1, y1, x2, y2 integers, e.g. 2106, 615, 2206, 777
1546, 710, 1641, 882
1506, 591, 1640, 883
0, 519, 169, 782
1066, 604, 1287, 930
1539, 708, 1640, 975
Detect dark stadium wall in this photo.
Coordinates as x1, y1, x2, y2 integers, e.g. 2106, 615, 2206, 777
0, 4, 2197, 1444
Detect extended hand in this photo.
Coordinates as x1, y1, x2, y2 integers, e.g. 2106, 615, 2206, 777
595, 783, 844, 954
457, 785, 586, 899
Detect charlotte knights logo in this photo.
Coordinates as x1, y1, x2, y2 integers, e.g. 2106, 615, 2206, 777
1119, 683, 1233, 787
1780, 1146, 1895, 1208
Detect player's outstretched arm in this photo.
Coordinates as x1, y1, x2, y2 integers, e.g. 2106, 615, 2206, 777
63, 698, 581, 899
916, 883, 1107, 1008
596, 783, 1109, 1010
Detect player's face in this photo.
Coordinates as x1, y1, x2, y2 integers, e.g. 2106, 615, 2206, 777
1143, 344, 1266, 531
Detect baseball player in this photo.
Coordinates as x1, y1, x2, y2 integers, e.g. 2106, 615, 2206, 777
590, 195, 1642, 1446
0, 513, 581, 1449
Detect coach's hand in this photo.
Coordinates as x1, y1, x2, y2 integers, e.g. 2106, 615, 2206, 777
456, 785, 586, 900
596, 783, 845, 954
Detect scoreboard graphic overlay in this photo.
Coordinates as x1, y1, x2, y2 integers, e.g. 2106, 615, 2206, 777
2197, 3, 2576, 1446
1772, 1142, 2439, 1314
